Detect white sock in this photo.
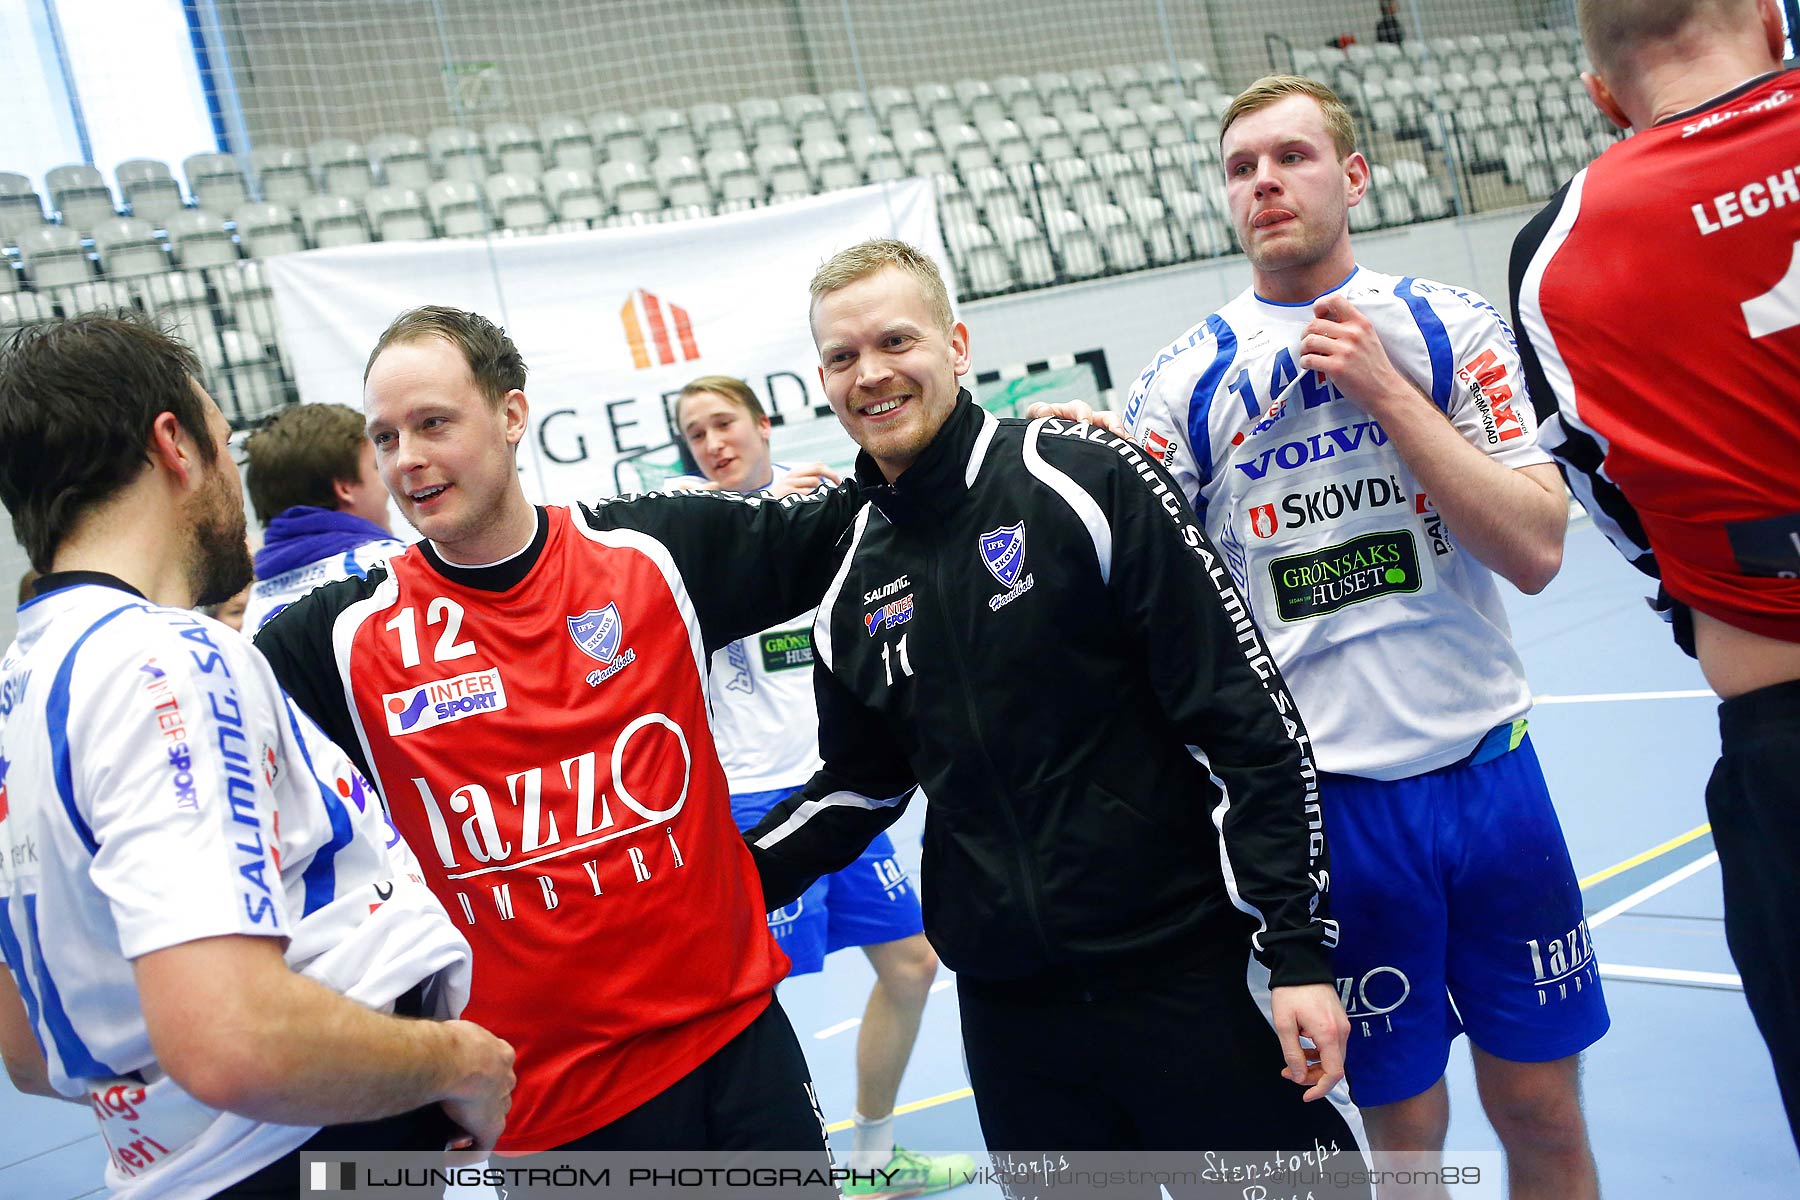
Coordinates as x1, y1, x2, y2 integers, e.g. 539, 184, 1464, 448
849, 1111, 896, 1170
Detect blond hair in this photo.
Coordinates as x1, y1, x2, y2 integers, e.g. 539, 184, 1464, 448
809, 239, 954, 334
675, 374, 766, 424
1220, 75, 1359, 160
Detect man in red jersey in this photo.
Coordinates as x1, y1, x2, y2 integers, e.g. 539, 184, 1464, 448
255, 307, 861, 1162
1510, 0, 1800, 1151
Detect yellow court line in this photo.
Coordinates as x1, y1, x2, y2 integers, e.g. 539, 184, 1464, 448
825, 1087, 976, 1133
1579, 823, 1711, 889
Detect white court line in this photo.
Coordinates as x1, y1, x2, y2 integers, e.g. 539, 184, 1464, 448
1534, 689, 1714, 704
1533, 683, 1713, 705
1599, 962, 1742, 990
1587, 851, 1719, 929
813, 979, 954, 1039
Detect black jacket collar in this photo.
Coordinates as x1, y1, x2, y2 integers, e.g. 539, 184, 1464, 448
858, 390, 991, 526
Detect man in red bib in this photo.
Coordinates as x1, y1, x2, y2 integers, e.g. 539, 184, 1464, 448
256, 307, 862, 1157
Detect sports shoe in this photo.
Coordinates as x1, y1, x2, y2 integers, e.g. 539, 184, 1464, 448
842, 1146, 980, 1197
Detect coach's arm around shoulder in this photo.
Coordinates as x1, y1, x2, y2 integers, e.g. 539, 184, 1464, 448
134, 936, 515, 1150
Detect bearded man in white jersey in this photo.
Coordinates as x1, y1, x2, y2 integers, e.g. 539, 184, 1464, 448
1108, 77, 1607, 1199
0, 313, 514, 1199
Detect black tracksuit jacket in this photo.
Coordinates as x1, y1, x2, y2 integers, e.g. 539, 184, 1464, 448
747, 393, 1338, 989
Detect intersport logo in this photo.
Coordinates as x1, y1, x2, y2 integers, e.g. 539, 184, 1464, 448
621, 288, 701, 369
383, 669, 508, 736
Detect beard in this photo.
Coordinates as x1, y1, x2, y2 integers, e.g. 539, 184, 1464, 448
188, 465, 254, 608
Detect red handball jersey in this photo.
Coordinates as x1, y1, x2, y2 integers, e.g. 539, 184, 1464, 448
1512, 70, 1800, 645
256, 490, 862, 1150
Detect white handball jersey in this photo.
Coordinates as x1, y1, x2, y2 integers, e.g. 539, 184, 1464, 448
1123, 267, 1550, 780
242, 537, 407, 634
0, 579, 472, 1198
681, 466, 821, 794
706, 609, 824, 795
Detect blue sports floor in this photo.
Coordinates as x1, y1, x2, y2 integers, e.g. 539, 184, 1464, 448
2, 517, 1792, 1196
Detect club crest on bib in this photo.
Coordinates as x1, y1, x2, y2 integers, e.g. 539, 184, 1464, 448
979, 522, 1026, 589
568, 603, 623, 663
568, 602, 637, 687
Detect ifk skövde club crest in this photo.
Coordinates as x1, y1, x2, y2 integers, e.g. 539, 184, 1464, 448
979, 522, 1026, 590
567, 602, 623, 663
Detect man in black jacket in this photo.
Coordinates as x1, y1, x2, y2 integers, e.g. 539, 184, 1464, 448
746, 239, 1365, 1159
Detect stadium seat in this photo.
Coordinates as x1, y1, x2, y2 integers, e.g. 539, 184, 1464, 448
1018, 116, 1074, 163
0, 291, 55, 338
0, 172, 47, 242
367, 135, 433, 191
870, 87, 919, 129
542, 168, 606, 224
538, 116, 596, 172
485, 123, 545, 179
427, 127, 487, 183
423, 179, 490, 235
233, 202, 305, 258
0, 258, 16, 294
218, 328, 286, 422
136, 270, 223, 369
651, 154, 712, 208
963, 241, 1017, 298
976, 119, 1031, 167
780, 94, 834, 143
752, 142, 812, 195
689, 102, 738, 141
994, 76, 1041, 124
737, 98, 790, 148
249, 146, 313, 206
18, 224, 91, 286
800, 138, 860, 191
362, 186, 433, 241
598, 160, 663, 214
90, 216, 168, 277
117, 159, 185, 225
308, 139, 373, 198
163, 209, 236, 267
642, 109, 698, 160
297, 194, 371, 247
483, 173, 552, 233
701, 149, 762, 203
893, 128, 949, 176
47, 164, 118, 233
848, 134, 905, 182
589, 112, 651, 164
1043, 208, 1104, 280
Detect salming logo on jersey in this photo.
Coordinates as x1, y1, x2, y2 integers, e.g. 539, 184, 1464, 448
383, 668, 508, 736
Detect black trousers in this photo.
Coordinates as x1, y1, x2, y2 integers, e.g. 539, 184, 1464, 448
503, 996, 833, 1197
1708, 678, 1800, 1153
958, 956, 1368, 1192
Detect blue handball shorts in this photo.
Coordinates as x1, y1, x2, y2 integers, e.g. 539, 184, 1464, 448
732, 786, 925, 976
1322, 726, 1610, 1107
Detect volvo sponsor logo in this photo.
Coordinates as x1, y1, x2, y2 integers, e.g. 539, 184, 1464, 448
1232, 420, 1389, 480
384, 669, 509, 735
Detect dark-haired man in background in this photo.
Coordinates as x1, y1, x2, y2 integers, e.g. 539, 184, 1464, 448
242, 402, 407, 633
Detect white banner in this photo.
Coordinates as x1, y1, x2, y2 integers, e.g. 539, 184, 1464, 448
267, 179, 946, 502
